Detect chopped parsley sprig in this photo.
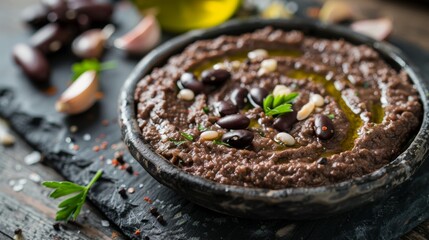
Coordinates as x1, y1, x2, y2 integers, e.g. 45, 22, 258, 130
263, 93, 299, 116
71, 59, 116, 81
42, 170, 103, 221
169, 132, 194, 146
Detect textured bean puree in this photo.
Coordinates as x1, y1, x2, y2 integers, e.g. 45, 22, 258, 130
134, 27, 422, 189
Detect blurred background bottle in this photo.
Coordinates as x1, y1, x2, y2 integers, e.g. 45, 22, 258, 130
130, 0, 242, 32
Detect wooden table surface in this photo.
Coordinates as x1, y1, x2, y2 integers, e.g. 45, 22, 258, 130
1, 0, 428, 239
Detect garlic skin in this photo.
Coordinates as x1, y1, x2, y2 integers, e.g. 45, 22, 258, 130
56, 70, 98, 115
351, 18, 393, 41
319, 1, 354, 23
72, 24, 115, 59
114, 14, 161, 55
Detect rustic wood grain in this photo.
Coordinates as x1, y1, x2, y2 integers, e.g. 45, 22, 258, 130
0, 131, 126, 240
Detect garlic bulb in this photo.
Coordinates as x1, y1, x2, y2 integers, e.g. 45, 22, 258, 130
351, 18, 392, 41
114, 14, 161, 55
56, 70, 98, 114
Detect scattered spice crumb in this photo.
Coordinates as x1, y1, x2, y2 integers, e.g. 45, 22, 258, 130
100, 141, 108, 150
134, 229, 141, 236
29, 173, 41, 183
83, 133, 91, 141
93, 146, 100, 152
95, 92, 104, 100
118, 187, 127, 198
101, 220, 110, 227
53, 222, 61, 231
111, 159, 119, 166
99, 155, 105, 161
72, 144, 80, 151
144, 196, 152, 203
43, 86, 57, 96
138, 184, 144, 188
127, 187, 135, 194
126, 165, 133, 174
69, 125, 78, 133
149, 207, 159, 216
306, 7, 320, 18
111, 231, 120, 239
114, 151, 125, 164
102, 119, 109, 126
14, 228, 22, 235
156, 215, 166, 225
24, 151, 43, 165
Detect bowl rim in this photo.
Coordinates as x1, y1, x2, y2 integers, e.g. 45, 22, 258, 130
119, 18, 429, 200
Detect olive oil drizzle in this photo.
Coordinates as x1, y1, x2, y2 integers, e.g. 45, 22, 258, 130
191, 51, 384, 155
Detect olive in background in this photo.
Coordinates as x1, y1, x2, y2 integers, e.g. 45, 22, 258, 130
30, 23, 76, 54
12, 44, 50, 84
21, 4, 50, 29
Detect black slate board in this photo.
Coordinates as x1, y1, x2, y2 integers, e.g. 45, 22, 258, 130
1, 1, 429, 239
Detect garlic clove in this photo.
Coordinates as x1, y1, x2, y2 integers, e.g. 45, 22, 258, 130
56, 70, 98, 115
0, 118, 15, 146
350, 18, 393, 41
72, 24, 115, 59
319, 0, 354, 23
114, 14, 160, 55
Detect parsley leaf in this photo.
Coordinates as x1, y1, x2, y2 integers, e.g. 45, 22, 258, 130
202, 106, 210, 114
180, 132, 194, 141
328, 114, 335, 119
71, 59, 116, 81
169, 139, 187, 146
213, 139, 230, 147
43, 170, 103, 221
197, 124, 208, 131
263, 93, 299, 116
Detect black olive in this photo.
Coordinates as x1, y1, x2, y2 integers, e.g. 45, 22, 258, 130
217, 114, 250, 129
314, 114, 335, 140
201, 69, 231, 85
272, 111, 297, 132
216, 101, 238, 116
230, 87, 249, 109
222, 130, 254, 148
248, 87, 269, 107
12, 44, 50, 83
178, 72, 204, 94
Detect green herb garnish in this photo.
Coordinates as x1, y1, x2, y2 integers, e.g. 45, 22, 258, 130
72, 59, 116, 81
197, 124, 208, 131
180, 132, 194, 141
169, 138, 186, 146
328, 114, 335, 119
213, 139, 230, 147
263, 93, 298, 116
42, 170, 103, 221
202, 106, 210, 114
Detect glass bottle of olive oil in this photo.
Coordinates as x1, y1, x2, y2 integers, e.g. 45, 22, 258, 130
131, 0, 242, 32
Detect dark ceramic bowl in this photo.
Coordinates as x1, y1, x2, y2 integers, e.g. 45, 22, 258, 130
119, 19, 429, 219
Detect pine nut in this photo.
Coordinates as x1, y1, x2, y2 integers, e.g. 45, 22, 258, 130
213, 63, 226, 70
247, 49, 268, 61
231, 60, 241, 70
177, 89, 195, 101
261, 59, 277, 72
257, 68, 268, 76
297, 102, 315, 120
310, 93, 324, 107
273, 85, 291, 96
275, 132, 296, 146
200, 131, 219, 141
